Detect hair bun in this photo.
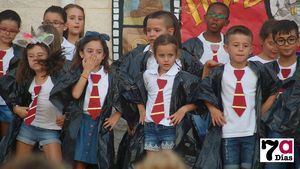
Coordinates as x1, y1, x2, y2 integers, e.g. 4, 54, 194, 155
84, 31, 110, 41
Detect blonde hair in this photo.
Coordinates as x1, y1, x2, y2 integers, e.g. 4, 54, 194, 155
135, 151, 187, 169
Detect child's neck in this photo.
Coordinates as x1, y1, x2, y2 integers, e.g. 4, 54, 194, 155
34, 71, 48, 85
158, 67, 168, 76
203, 31, 222, 43
278, 54, 297, 67
0, 42, 11, 50
230, 61, 247, 69
91, 65, 102, 73
67, 33, 79, 45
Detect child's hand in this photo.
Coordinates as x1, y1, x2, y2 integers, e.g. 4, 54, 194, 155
169, 107, 186, 125
56, 115, 65, 127
210, 108, 226, 127
137, 104, 146, 125
103, 112, 121, 131
82, 56, 96, 74
139, 111, 146, 125
13, 105, 29, 118
202, 60, 223, 79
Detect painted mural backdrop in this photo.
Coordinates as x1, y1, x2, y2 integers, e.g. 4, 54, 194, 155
112, 0, 300, 60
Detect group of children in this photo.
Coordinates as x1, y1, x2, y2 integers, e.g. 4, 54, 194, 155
0, 2, 299, 169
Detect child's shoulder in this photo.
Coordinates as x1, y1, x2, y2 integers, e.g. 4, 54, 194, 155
177, 70, 200, 82
126, 44, 148, 56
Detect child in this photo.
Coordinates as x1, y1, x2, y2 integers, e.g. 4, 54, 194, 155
0, 29, 71, 164
117, 10, 202, 168
135, 34, 199, 153
196, 25, 278, 169
43, 5, 75, 61
63, 4, 85, 45
183, 2, 230, 64
264, 19, 300, 169
68, 31, 121, 169
248, 19, 278, 64
0, 10, 23, 137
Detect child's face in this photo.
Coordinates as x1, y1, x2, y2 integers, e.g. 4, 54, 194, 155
274, 30, 299, 58
261, 34, 278, 59
155, 44, 177, 73
80, 40, 105, 68
224, 34, 252, 64
205, 5, 229, 33
27, 45, 48, 73
66, 7, 84, 36
43, 12, 66, 37
0, 20, 19, 46
146, 18, 174, 47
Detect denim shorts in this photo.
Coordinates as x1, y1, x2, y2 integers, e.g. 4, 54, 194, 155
144, 122, 176, 151
16, 123, 61, 146
0, 105, 13, 122
222, 135, 256, 169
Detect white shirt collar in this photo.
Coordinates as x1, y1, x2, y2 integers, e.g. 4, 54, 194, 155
148, 61, 180, 76
91, 66, 107, 77
143, 45, 152, 53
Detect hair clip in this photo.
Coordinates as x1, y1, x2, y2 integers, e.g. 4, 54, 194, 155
13, 27, 54, 48
85, 31, 110, 41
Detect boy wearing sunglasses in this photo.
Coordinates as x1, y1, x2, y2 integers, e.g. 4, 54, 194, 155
183, 2, 230, 65
264, 19, 300, 169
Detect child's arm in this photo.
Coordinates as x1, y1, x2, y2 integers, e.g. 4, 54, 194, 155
205, 101, 226, 127
202, 60, 222, 79
13, 105, 29, 118
103, 111, 122, 131
261, 93, 278, 114
137, 103, 146, 125
169, 103, 196, 125
72, 56, 96, 99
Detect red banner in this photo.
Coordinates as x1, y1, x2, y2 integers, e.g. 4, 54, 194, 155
181, 0, 268, 55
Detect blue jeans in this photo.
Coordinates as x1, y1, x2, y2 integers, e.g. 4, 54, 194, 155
144, 122, 176, 151
264, 129, 287, 169
222, 135, 256, 169
16, 123, 61, 146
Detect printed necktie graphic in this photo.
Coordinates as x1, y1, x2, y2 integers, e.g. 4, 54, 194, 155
211, 44, 219, 62
0, 50, 6, 76
278, 68, 291, 94
24, 85, 42, 125
232, 70, 247, 117
151, 79, 167, 124
88, 74, 102, 120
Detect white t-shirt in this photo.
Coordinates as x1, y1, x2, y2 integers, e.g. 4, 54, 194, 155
83, 67, 109, 115
61, 37, 75, 61
143, 63, 179, 126
144, 45, 182, 71
221, 63, 257, 138
248, 55, 274, 64
0, 47, 14, 105
277, 61, 297, 80
29, 76, 62, 130
198, 32, 229, 64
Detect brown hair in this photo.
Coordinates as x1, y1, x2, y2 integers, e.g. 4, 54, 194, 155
71, 32, 110, 73
259, 19, 277, 41
224, 25, 253, 44
153, 34, 179, 56
143, 11, 181, 46
63, 4, 85, 39
16, 43, 65, 84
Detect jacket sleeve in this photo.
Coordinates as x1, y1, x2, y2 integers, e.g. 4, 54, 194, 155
180, 50, 203, 77
121, 72, 147, 105
119, 51, 136, 91
196, 68, 220, 109
182, 37, 204, 60
259, 64, 280, 102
